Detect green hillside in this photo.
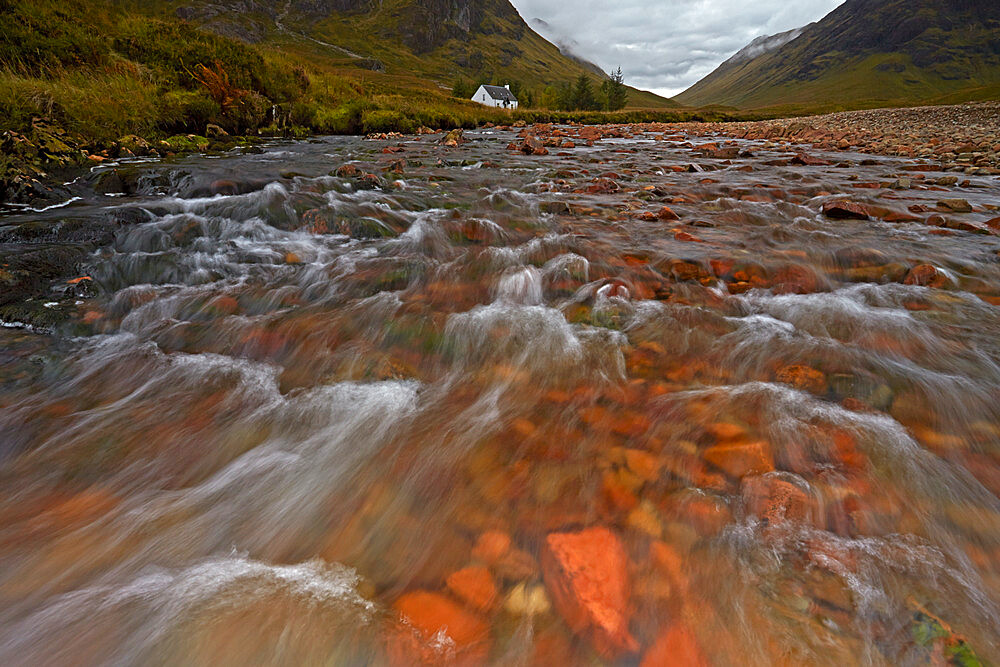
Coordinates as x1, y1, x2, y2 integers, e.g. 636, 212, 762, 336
133, 0, 676, 110
0, 0, 677, 144
676, 0, 1000, 112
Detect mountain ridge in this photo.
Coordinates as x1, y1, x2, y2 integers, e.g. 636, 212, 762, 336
676, 0, 1000, 111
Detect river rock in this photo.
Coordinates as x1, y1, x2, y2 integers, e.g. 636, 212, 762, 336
822, 201, 869, 220
903, 264, 950, 288
702, 441, 774, 478
775, 364, 827, 394
389, 591, 490, 665
937, 198, 972, 213
741, 476, 814, 526
446, 566, 497, 612
439, 129, 465, 147
541, 527, 638, 659
658, 206, 680, 220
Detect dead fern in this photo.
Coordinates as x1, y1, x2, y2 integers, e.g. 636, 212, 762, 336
190, 61, 245, 113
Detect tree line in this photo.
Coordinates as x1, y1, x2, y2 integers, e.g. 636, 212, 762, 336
453, 68, 628, 112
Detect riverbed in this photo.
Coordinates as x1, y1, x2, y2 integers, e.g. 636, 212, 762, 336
1, 126, 999, 665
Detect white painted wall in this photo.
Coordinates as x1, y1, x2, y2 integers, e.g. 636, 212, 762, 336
471, 85, 519, 109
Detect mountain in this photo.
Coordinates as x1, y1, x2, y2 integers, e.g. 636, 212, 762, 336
529, 18, 607, 77
676, 0, 1000, 111
159, 0, 677, 107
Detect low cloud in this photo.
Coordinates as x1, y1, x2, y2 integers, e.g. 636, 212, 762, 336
510, 0, 844, 97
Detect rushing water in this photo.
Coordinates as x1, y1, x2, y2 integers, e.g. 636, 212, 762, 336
1, 128, 1000, 665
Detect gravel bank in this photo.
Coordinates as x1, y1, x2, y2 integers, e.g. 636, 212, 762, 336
679, 102, 1000, 174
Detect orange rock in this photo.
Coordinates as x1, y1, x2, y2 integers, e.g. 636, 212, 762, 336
447, 566, 498, 612
541, 527, 638, 659
471, 530, 511, 565
624, 448, 661, 482
658, 206, 680, 221
775, 364, 827, 395
390, 591, 490, 666
741, 476, 813, 526
773, 265, 820, 294
673, 230, 702, 243
640, 623, 708, 667
649, 541, 689, 596
705, 422, 746, 442
904, 264, 949, 288
602, 470, 640, 511
703, 441, 774, 478
830, 428, 866, 470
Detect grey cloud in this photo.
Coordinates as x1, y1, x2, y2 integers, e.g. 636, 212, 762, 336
510, 0, 844, 96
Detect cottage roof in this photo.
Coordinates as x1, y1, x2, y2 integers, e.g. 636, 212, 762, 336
481, 85, 518, 102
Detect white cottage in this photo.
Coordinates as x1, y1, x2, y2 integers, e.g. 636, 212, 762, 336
472, 84, 518, 109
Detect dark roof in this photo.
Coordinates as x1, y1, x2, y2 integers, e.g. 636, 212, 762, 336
481, 85, 517, 102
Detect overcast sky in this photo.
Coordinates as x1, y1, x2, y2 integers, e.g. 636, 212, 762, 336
509, 0, 845, 97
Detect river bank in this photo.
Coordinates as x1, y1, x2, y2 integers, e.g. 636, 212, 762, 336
681, 101, 1000, 174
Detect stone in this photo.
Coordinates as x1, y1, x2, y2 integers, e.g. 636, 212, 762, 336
447, 566, 498, 612
541, 527, 638, 658
658, 206, 680, 220
502, 582, 551, 616
389, 591, 490, 665
937, 198, 973, 213
335, 164, 361, 178
775, 364, 827, 394
539, 201, 571, 215
586, 178, 620, 194
741, 476, 813, 526
822, 201, 869, 220
706, 422, 746, 442
518, 136, 549, 156
903, 264, 950, 288
471, 530, 512, 565
790, 153, 831, 166
439, 129, 465, 147
702, 441, 774, 478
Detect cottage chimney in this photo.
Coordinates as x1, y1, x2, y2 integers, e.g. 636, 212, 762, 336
504, 84, 510, 90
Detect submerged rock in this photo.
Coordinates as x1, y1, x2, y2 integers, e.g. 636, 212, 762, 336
541, 527, 638, 659
389, 590, 490, 665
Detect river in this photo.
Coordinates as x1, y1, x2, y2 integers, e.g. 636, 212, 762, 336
1, 127, 999, 665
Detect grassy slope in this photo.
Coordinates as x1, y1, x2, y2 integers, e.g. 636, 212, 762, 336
676, 0, 1000, 112
288, 0, 676, 109
142, 0, 676, 110
0, 0, 684, 143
